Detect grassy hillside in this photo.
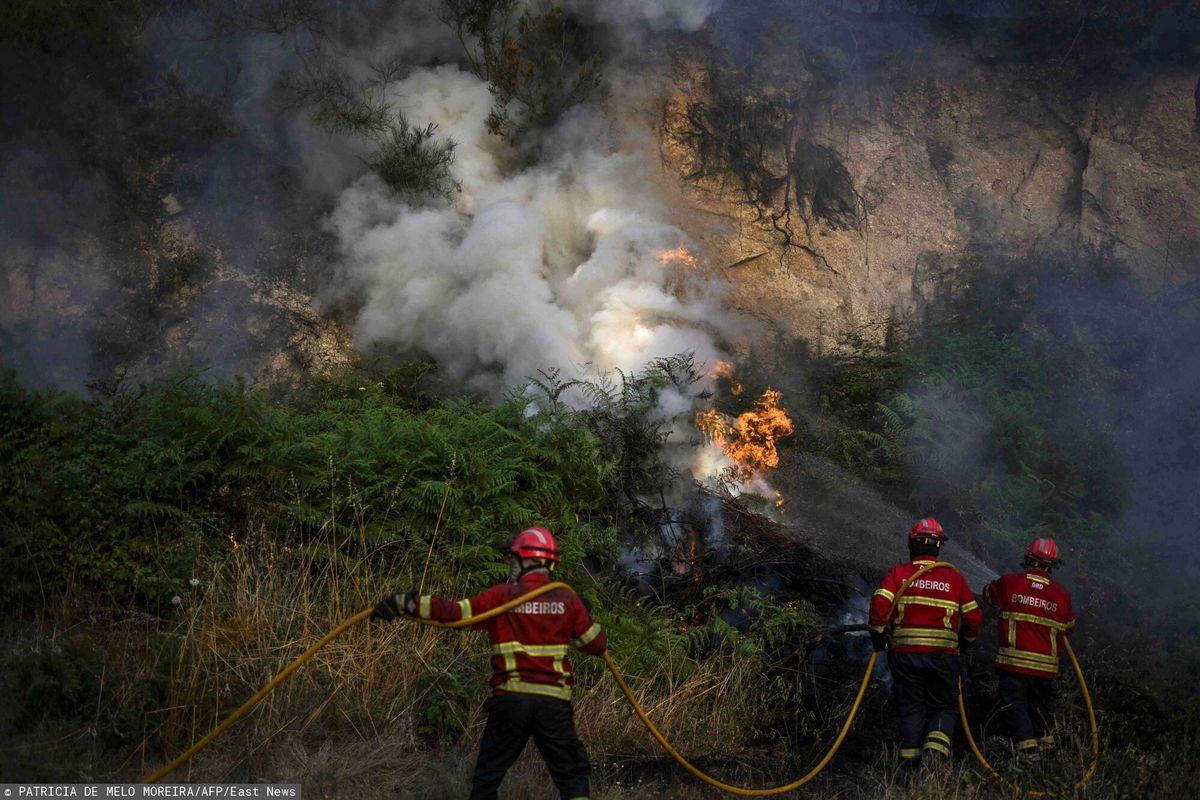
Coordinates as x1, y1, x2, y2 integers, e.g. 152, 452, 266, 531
2, 360, 1197, 797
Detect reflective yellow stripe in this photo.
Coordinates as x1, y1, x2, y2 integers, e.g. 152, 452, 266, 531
996, 657, 1059, 673
1027, 573, 1050, 584
897, 628, 960, 642
926, 730, 951, 744
900, 748, 921, 759
1037, 735, 1055, 745
894, 636, 958, 647
873, 587, 896, 602
553, 654, 566, 687
997, 646, 1059, 664
418, 595, 431, 620
498, 679, 572, 701
923, 740, 950, 756
894, 637, 960, 648
999, 611, 1072, 630
898, 596, 960, 611
492, 642, 569, 657
894, 627, 958, 643
523, 644, 569, 657
458, 599, 472, 619
961, 600, 979, 613
489, 641, 520, 677
572, 623, 602, 648
996, 650, 1060, 674
1017, 738, 1039, 751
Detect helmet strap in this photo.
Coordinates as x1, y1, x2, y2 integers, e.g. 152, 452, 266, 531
1024, 556, 1056, 573
909, 538, 942, 559
509, 556, 550, 582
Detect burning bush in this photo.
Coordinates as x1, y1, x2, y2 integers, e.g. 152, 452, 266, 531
697, 388, 796, 480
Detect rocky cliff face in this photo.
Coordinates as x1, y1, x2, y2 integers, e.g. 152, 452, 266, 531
6, 6, 1197, 390
656, 28, 1200, 350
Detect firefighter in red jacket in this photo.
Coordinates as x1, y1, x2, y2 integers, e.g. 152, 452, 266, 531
373, 526, 606, 800
982, 537, 1075, 760
869, 518, 982, 767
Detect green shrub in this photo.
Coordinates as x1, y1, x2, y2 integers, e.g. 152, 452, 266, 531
0, 368, 618, 609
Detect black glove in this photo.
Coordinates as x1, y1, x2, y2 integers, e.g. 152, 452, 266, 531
373, 590, 417, 620
959, 634, 975, 654
869, 628, 890, 652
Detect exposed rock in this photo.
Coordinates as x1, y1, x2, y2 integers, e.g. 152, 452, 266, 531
657, 47, 1200, 352
1080, 76, 1200, 283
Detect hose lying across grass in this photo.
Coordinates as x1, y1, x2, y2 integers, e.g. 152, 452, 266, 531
142, 565, 1098, 796
958, 636, 1099, 798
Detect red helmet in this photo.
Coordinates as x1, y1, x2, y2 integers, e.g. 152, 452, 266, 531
909, 517, 946, 542
1025, 537, 1060, 566
510, 526, 558, 562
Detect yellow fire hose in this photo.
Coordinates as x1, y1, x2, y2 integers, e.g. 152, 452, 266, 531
142, 566, 1098, 797
141, 584, 568, 784
958, 636, 1100, 798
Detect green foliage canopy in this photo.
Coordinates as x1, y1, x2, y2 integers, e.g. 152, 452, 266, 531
0, 369, 615, 608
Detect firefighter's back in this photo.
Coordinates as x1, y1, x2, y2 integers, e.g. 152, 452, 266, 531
987, 569, 1074, 677
876, 559, 980, 653
474, 573, 605, 700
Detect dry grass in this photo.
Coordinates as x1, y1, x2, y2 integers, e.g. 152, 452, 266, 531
4, 537, 1194, 799
2, 533, 801, 793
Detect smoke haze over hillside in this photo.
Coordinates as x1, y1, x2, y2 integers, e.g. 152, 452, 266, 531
323, 75, 731, 392
4, 1, 1200, 635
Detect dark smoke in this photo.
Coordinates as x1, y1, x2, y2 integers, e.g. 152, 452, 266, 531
1032, 274, 1200, 618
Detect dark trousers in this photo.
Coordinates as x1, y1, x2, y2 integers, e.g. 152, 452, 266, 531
997, 669, 1057, 752
888, 650, 962, 760
469, 693, 591, 800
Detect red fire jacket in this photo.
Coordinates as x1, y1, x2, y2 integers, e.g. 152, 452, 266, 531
869, 558, 982, 653
982, 568, 1075, 677
415, 572, 607, 701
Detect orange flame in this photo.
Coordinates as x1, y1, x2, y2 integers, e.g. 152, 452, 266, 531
695, 408, 728, 448
658, 246, 698, 269
695, 389, 795, 478
229, 532, 240, 551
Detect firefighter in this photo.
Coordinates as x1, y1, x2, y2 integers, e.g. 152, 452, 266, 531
869, 517, 982, 769
982, 537, 1075, 761
373, 526, 606, 800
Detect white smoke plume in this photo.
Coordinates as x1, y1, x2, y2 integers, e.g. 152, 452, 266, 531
323, 64, 733, 395
569, 0, 723, 32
